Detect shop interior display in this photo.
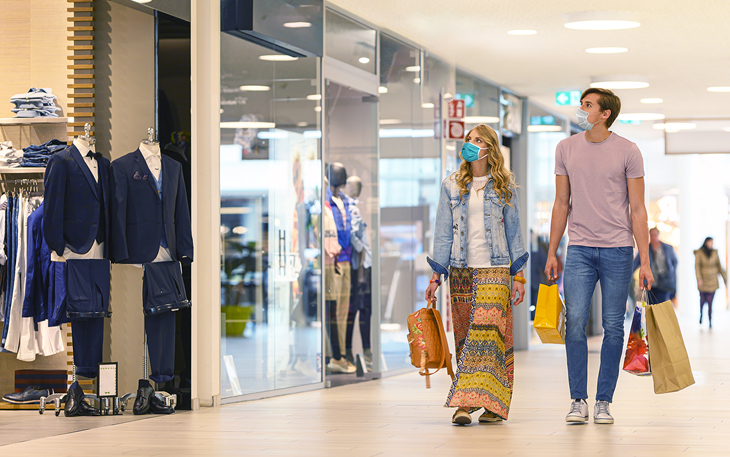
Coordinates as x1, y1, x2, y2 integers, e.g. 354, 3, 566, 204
1, 125, 192, 417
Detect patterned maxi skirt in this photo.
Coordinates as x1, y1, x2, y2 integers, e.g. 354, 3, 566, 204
445, 267, 514, 420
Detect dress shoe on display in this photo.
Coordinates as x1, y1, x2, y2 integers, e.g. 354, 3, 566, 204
133, 379, 155, 415
77, 398, 100, 416
2, 386, 53, 404
149, 394, 175, 414
64, 381, 82, 417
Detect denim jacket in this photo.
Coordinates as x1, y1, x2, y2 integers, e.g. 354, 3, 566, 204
427, 172, 529, 279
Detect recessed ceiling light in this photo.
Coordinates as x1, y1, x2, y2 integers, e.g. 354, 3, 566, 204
708, 87, 730, 92
590, 75, 648, 89
617, 113, 665, 121
306, 94, 322, 100
723, 127, 730, 132
378, 86, 388, 94
239, 85, 270, 91
259, 55, 298, 62
131, 0, 152, 3
464, 116, 500, 124
220, 122, 276, 129
585, 47, 628, 54
283, 22, 312, 28
507, 30, 537, 35
652, 122, 696, 131
565, 12, 640, 30
641, 98, 663, 104
421, 103, 434, 109
528, 125, 563, 132
296, 121, 308, 127
314, 106, 322, 112
413, 78, 421, 84
405, 66, 420, 72
359, 57, 370, 64
379, 119, 402, 125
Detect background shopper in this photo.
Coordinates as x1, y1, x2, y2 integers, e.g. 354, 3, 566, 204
425, 124, 528, 425
694, 237, 726, 328
633, 227, 677, 304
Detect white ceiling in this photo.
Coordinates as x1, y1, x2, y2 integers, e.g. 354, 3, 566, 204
329, 0, 730, 138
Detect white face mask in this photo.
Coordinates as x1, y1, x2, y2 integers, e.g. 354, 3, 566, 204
576, 108, 602, 131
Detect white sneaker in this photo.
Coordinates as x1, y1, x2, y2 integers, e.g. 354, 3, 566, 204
327, 358, 356, 374
594, 400, 614, 424
565, 399, 589, 423
293, 359, 317, 377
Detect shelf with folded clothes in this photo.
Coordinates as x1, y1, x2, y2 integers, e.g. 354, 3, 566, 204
0, 117, 68, 125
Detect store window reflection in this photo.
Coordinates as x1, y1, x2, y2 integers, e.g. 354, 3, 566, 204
526, 104, 567, 319
379, 35, 442, 372
220, 33, 322, 398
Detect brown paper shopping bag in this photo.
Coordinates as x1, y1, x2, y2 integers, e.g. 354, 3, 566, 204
645, 300, 695, 394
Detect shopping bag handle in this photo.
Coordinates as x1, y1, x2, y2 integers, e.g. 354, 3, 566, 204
548, 277, 560, 286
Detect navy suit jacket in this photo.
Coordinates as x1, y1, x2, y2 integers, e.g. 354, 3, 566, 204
23, 203, 51, 324
43, 145, 110, 257
109, 149, 193, 264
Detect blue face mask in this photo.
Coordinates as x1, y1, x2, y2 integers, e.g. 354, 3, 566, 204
461, 142, 488, 162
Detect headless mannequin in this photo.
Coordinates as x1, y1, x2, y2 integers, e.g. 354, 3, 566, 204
50, 137, 103, 262
136, 141, 172, 265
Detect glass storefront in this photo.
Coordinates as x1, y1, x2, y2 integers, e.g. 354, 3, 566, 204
219, 33, 323, 398
525, 103, 568, 319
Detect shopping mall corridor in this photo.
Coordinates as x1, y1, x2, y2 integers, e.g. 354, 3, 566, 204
1, 303, 728, 457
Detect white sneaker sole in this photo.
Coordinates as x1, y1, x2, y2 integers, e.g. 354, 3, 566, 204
594, 417, 614, 424
565, 415, 589, 423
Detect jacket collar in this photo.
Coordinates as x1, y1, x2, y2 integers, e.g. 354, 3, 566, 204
133, 149, 160, 194
69, 144, 99, 201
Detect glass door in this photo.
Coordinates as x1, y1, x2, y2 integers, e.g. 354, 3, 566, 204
322, 80, 378, 386
219, 32, 323, 399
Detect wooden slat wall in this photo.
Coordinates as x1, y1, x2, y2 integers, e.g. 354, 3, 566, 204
67, 0, 94, 141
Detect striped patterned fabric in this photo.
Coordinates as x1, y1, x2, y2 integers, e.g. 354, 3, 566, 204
445, 267, 514, 420
15, 370, 68, 393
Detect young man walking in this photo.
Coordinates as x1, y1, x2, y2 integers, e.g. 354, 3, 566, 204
544, 88, 654, 425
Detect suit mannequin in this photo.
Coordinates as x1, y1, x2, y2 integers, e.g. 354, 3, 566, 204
110, 141, 193, 384
43, 137, 111, 378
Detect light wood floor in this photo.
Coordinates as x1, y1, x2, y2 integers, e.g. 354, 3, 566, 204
1, 305, 728, 457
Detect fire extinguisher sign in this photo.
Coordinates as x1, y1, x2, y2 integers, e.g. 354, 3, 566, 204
445, 120, 465, 140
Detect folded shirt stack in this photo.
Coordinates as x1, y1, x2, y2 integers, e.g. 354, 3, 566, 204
9, 88, 60, 118
0, 141, 23, 168
20, 139, 66, 167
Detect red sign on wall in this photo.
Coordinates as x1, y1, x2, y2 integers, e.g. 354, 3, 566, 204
448, 99, 465, 119
444, 120, 465, 140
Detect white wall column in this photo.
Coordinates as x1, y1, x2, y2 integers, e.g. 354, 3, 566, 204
191, 0, 221, 409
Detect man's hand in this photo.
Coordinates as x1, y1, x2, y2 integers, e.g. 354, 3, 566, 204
639, 264, 654, 290
545, 255, 560, 282
512, 281, 525, 306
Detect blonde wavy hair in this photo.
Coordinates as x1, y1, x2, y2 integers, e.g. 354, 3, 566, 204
453, 124, 516, 206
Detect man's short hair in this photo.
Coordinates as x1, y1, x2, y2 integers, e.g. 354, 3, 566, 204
580, 88, 621, 128
649, 227, 659, 234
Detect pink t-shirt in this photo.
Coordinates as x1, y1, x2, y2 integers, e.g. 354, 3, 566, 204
555, 132, 644, 247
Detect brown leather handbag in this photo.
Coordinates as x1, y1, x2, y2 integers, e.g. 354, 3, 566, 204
407, 300, 455, 388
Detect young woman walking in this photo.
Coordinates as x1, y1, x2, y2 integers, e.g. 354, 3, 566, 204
425, 124, 528, 425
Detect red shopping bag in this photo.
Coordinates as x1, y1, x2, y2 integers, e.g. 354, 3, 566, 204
622, 291, 651, 376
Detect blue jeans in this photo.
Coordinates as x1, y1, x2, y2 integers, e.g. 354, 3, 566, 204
564, 245, 633, 402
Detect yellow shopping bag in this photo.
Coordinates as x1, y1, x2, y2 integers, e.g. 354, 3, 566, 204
533, 283, 566, 344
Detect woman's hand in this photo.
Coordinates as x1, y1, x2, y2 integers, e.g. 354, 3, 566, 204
698, 279, 703, 288
511, 279, 525, 306
425, 278, 440, 302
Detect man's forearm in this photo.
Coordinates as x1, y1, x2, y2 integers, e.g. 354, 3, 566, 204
632, 208, 650, 265
548, 202, 569, 257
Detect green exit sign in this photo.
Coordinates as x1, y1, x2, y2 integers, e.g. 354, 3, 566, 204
555, 91, 581, 106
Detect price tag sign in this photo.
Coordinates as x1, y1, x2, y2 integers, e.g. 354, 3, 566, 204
97, 362, 118, 398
